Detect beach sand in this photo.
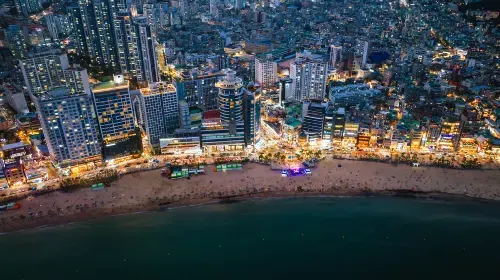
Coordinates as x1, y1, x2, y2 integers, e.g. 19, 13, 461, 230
1, 158, 500, 233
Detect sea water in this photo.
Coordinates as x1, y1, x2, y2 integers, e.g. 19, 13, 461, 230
1, 197, 500, 280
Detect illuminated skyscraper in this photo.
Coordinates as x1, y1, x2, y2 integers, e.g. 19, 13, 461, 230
92, 75, 142, 160
19, 50, 90, 96
175, 70, 224, 111
69, 0, 123, 69
329, 44, 342, 67
14, 0, 42, 17
115, 10, 140, 76
6, 25, 27, 60
243, 84, 262, 146
67, 4, 88, 55
255, 54, 278, 88
139, 82, 179, 146
34, 88, 101, 166
216, 69, 244, 125
290, 51, 328, 101
134, 16, 160, 84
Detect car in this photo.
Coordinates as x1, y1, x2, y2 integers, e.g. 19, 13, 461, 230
281, 170, 288, 177
305, 169, 312, 175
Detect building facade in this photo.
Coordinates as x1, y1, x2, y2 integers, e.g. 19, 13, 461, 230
70, 0, 123, 69
134, 16, 160, 84
139, 82, 179, 146
243, 85, 262, 146
34, 88, 102, 166
175, 70, 224, 111
255, 55, 278, 88
14, 0, 42, 17
216, 69, 244, 125
19, 50, 90, 96
6, 25, 27, 60
290, 51, 328, 101
92, 75, 142, 160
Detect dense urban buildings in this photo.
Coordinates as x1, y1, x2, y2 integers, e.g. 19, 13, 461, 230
0, 0, 498, 191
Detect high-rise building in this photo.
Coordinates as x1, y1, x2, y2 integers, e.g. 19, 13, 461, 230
301, 101, 327, 141
332, 108, 346, 144
70, 0, 123, 69
115, 10, 140, 77
330, 44, 342, 68
6, 25, 27, 60
14, 0, 42, 17
156, 2, 170, 30
67, 4, 88, 55
19, 50, 90, 96
92, 75, 142, 160
175, 69, 224, 111
216, 69, 244, 125
323, 106, 334, 141
139, 82, 179, 146
134, 16, 160, 84
3, 87, 29, 114
34, 88, 102, 166
255, 54, 278, 88
243, 84, 262, 146
290, 51, 328, 101
361, 41, 369, 68
44, 14, 72, 40
179, 100, 191, 129
278, 78, 293, 105
143, 3, 155, 25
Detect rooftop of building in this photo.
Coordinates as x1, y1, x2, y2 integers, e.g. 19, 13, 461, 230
92, 75, 129, 93
139, 82, 177, 96
203, 110, 221, 120
285, 118, 302, 128
15, 112, 38, 121
38, 87, 85, 101
256, 48, 294, 60
189, 106, 202, 114
1, 142, 25, 151
177, 69, 224, 81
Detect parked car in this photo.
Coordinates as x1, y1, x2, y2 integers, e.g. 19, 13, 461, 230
281, 170, 288, 177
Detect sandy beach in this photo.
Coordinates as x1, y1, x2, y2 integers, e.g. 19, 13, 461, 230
1, 159, 500, 233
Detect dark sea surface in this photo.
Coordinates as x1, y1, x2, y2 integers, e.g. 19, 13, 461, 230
2, 197, 500, 280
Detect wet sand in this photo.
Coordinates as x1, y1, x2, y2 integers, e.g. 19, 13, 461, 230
1, 159, 499, 233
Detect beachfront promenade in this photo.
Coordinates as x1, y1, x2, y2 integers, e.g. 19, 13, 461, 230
1, 158, 500, 233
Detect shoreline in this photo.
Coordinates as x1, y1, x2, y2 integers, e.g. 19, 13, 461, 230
1, 189, 499, 234
1, 159, 500, 233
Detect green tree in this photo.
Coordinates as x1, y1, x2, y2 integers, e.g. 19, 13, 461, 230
274, 152, 281, 162
314, 150, 322, 159
280, 154, 286, 162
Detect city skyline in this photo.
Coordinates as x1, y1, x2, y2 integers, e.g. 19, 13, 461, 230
0, 0, 499, 240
